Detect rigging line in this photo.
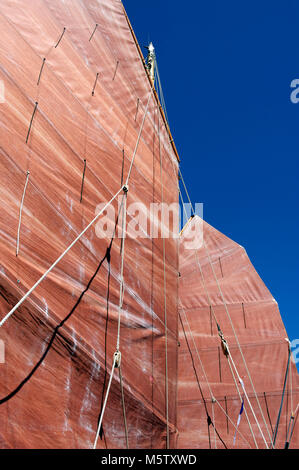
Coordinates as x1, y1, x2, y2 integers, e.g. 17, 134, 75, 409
285, 414, 295, 449
179, 170, 274, 447
80, 159, 87, 203
112, 60, 119, 81
214, 399, 252, 448
116, 188, 127, 352
0, 244, 112, 405
16, 170, 30, 257
155, 60, 170, 127
289, 351, 294, 415
89, 23, 98, 42
25, 101, 38, 144
228, 354, 268, 448
263, 392, 274, 434
158, 110, 170, 449
125, 90, 152, 185
93, 354, 117, 449
179, 304, 229, 448
211, 399, 217, 449
178, 310, 211, 449
96, 200, 124, 443
286, 403, 299, 448
119, 364, 129, 449
0, 186, 123, 328
272, 341, 292, 447
120, 149, 125, 186
54, 27, 66, 48
179, 301, 252, 448
37, 57, 46, 86
224, 396, 229, 434
92, 72, 100, 96
227, 355, 258, 448
134, 98, 140, 122
95, 91, 152, 446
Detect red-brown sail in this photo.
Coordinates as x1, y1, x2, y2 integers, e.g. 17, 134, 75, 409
0, 0, 179, 448
178, 216, 298, 449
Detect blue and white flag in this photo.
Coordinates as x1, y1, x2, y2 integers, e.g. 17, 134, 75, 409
233, 399, 244, 446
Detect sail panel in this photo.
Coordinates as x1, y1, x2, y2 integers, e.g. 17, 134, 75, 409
178, 216, 298, 448
0, 0, 179, 448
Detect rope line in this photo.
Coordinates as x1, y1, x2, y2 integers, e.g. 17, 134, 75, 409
285, 403, 298, 448
92, 90, 152, 447
227, 355, 258, 448
272, 341, 291, 447
25, 101, 38, 144
179, 302, 252, 448
125, 91, 152, 184
93, 354, 117, 449
80, 159, 86, 203
16, 170, 30, 257
0, 186, 123, 328
158, 110, 170, 449
112, 60, 119, 81
37, 58, 46, 86
119, 365, 129, 449
54, 27, 66, 48
92, 72, 99, 96
89, 24, 98, 42
0, 244, 112, 405
116, 188, 127, 352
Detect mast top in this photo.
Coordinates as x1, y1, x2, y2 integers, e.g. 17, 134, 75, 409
146, 42, 155, 84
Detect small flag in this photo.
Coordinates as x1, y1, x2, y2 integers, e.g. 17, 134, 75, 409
233, 399, 244, 446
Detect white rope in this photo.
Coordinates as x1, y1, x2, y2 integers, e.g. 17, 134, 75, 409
158, 109, 170, 449
116, 190, 127, 352
92, 88, 153, 448
93, 354, 117, 449
227, 355, 258, 448
119, 365, 129, 449
228, 354, 268, 448
0, 186, 123, 328
16, 170, 30, 257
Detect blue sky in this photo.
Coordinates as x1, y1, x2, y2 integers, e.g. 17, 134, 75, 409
125, 1, 299, 341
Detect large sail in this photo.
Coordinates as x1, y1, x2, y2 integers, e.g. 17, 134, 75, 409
178, 216, 298, 449
0, 0, 179, 448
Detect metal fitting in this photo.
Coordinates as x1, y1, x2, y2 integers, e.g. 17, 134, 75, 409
114, 350, 121, 368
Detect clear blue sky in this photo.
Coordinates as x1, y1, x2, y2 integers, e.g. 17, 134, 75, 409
125, 0, 299, 342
